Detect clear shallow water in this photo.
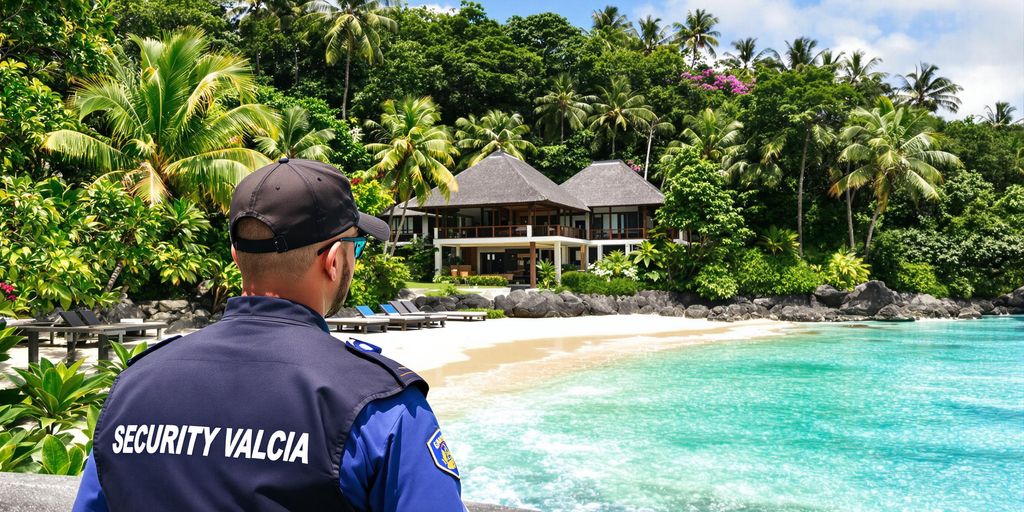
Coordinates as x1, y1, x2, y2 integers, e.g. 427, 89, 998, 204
446, 317, 1024, 511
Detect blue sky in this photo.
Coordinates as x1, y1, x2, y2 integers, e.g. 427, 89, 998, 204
408, 0, 1024, 119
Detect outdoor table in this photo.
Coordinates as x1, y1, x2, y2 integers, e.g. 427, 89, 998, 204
14, 325, 127, 364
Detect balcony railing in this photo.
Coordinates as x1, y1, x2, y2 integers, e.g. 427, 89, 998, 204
436, 224, 588, 239
589, 227, 648, 240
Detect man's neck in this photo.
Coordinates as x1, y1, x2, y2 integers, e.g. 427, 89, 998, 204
240, 288, 324, 316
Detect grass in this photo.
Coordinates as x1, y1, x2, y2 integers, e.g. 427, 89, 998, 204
406, 281, 507, 291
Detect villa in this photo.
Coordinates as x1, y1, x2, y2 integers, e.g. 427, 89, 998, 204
385, 151, 682, 286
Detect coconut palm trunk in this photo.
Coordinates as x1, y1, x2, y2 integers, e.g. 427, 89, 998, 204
864, 205, 882, 256
644, 124, 655, 180
797, 126, 810, 256
342, 44, 352, 119
389, 199, 411, 257
845, 187, 856, 250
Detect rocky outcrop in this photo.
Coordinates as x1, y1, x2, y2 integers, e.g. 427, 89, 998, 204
839, 281, 896, 316
995, 286, 1024, 313
812, 285, 847, 308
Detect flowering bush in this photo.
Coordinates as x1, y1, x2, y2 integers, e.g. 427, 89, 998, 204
0, 282, 15, 303
681, 69, 753, 95
588, 251, 639, 281
624, 160, 642, 173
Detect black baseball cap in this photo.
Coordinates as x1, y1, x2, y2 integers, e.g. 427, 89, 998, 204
229, 157, 390, 253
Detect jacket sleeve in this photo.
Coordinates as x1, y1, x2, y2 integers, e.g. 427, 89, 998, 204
338, 386, 466, 512
72, 453, 110, 512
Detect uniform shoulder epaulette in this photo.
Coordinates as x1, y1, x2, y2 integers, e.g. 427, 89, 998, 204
127, 334, 184, 366
343, 339, 429, 396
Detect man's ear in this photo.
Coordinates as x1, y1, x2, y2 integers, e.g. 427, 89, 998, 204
323, 241, 343, 282
231, 245, 238, 265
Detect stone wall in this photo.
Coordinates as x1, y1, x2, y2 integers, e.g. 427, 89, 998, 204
411, 281, 1024, 323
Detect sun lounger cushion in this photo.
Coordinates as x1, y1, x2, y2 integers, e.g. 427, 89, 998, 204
59, 310, 88, 327
379, 304, 402, 316
355, 305, 378, 318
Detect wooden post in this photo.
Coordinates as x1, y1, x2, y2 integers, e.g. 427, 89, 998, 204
529, 241, 537, 288
581, 244, 588, 270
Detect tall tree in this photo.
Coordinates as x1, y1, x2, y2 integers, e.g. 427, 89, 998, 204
364, 96, 458, 255
673, 9, 720, 67
455, 110, 536, 167
255, 106, 336, 161
589, 76, 655, 157
534, 74, 595, 143
302, 0, 396, 119
984, 101, 1019, 127
43, 29, 276, 211
639, 113, 675, 180
831, 97, 962, 254
896, 62, 963, 113
635, 15, 669, 54
669, 107, 744, 163
783, 37, 823, 69
591, 5, 629, 32
841, 50, 885, 85
720, 37, 777, 74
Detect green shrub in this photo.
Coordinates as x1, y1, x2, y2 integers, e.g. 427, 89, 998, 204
346, 253, 411, 307
889, 261, 949, 297
821, 251, 871, 291
561, 271, 607, 294
603, 278, 639, 296
458, 308, 506, 319
426, 283, 460, 297
465, 275, 508, 287
736, 250, 822, 296
395, 237, 436, 282
694, 263, 739, 300
536, 260, 557, 288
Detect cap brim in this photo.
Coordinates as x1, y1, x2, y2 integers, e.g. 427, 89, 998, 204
356, 212, 391, 241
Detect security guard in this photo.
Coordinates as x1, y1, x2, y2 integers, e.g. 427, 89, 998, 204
72, 158, 465, 511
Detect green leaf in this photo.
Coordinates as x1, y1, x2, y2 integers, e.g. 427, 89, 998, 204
40, 435, 70, 474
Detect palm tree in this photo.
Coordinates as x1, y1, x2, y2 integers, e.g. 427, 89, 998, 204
639, 113, 675, 180
302, 0, 396, 119
841, 50, 885, 85
635, 15, 669, 54
783, 37, 823, 69
256, 106, 335, 161
589, 77, 655, 157
720, 37, 777, 74
984, 101, 1019, 127
831, 97, 962, 255
723, 133, 786, 188
364, 96, 458, 255
674, 9, 720, 67
793, 114, 834, 256
670, 108, 744, 163
896, 62, 963, 113
591, 5, 629, 31
818, 50, 845, 70
534, 74, 596, 143
455, 110, 536, 167
43, 29, 275, 211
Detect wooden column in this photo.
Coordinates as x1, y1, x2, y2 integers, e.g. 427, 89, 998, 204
581, 244, 588, 270
529, 241, 537, 288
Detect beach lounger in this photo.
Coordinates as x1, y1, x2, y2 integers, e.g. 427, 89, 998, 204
324, 316, 389, 334
56, 311, 130, 361
379, 303, 443, 328
354, 305, 426, 331
399, 300, 487, 321
387, 301, 446, 327
77, 309, 167, 338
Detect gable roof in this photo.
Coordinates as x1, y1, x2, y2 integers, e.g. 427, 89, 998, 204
559, 160, 665, 207
416, 151, 589, 211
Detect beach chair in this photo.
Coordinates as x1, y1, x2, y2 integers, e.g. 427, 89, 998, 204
324, 316, 390, 334
379, 303, 443, 328
355, 305, 425, 331
387, 301, 447, 327
77, 308, 167, 338
56, 311, 130, 361
399, 300, 487, 321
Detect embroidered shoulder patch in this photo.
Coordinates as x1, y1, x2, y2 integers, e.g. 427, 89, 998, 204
427, 428, 460, 479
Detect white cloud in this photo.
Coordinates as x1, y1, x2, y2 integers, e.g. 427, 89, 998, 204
409, 2, 457, 14
633, 0, 1024, 119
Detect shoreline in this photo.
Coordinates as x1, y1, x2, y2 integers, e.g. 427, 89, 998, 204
345, 316, 795, 420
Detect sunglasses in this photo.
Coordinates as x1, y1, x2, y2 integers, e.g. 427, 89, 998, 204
316, 236, 368, 259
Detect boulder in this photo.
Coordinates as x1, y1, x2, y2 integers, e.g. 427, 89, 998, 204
774, 305, 828, 322
157, 299, 189, 312
957, 307, 983, 319
556, 293, 587, 317
658, 307, 684, 317
511, 292, 551, 318
166, 316, 200, 334
104, 296, 144, 322
493, 295, 511, 315
904, 294, 951, 318
616, 297, 639, 315
873, 304, 913, 322
839, 281, 896, 316
757, 294, 811, 310
812, 285, 847, 308
639, 305, 658, 315
684, 304, 709, 318
193, 308, 210, 320
397, 288, 417, 300
149, 311, 175, 323
584, 295, 617, 315
456, 294, 492, 310
971, 299, 995, 314
995, 286, 1024, 308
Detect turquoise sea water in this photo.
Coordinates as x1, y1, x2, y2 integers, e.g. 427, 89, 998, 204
446, 317, 1024, 511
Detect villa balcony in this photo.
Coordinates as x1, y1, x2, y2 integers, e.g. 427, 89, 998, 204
434, 225, 678, 241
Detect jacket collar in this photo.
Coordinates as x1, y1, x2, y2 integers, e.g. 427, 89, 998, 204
223, 296, 330, 333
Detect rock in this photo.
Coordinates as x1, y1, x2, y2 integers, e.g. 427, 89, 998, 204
166, 317, 199, 334
957, 307, 982, 319
971, 299, 995, 314
904, 294, 951, 318
684, 304, 709, 318
812, 285, 847, 308
397, 288, 417, 300
839, 281, 896, 317
157, 299, 189, 312
759, 294, 811, 310
104, 296, 144, 322
585, 295, 617, 315
511, 292, 550, 318
456, 294, 492, 310
639, 305, 658, 314
493, 295, 511, 315
149, 311, 175, 323
995, 286, 1024, 308
210, 311, 223, 323
873, 304, 913, 322
774, 305, 828, 322
658, 307, 684, 317
193, 308, 210, 319
617, 297, 639, 315
556, 293, 587, 317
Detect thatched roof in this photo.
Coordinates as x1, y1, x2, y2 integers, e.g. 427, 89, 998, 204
416, 151, 589, 211
560, 160, 665, 207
